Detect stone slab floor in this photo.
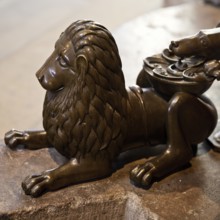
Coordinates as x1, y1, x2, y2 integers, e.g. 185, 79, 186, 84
0, 139, 220, 219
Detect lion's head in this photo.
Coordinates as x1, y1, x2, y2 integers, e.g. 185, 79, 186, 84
36, 20, 126, 93
38, 20, 128, 159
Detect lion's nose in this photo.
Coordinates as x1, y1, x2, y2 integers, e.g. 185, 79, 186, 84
36, 70, 44, 82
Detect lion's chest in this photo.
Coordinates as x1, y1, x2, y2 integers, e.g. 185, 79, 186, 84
43, 91, 79, 158
43, 113, 72, 158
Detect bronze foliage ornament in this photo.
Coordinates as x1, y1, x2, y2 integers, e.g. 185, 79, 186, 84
4, 20, 220, 197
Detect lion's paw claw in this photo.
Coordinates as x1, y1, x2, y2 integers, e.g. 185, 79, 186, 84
130, 162, 155, 187
22, 173, 53, 197
4, 129, 28, 149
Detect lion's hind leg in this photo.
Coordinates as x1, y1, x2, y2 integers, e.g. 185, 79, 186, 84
130, 92, 217, 187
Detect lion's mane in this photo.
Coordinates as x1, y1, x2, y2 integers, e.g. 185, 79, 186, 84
43, 20, 128, 160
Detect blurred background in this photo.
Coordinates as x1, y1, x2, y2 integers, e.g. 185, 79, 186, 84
0, 0, 203, 137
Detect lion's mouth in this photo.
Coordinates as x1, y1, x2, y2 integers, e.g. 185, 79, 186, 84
36, 70, 65, 92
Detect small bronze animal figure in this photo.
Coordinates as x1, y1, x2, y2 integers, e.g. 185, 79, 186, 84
169, 26, 220, 59
4, 20, 219, 197
168, 24, 220, 152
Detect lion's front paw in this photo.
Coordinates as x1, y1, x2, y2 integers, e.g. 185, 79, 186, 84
130, 162, 156, 187
4, 129, 29, 149
22, 173, 54, 197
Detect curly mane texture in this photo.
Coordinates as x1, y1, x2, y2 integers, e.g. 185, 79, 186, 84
43, 20, 128, 159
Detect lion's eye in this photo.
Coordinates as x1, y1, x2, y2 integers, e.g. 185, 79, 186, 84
59, 55, 68, 67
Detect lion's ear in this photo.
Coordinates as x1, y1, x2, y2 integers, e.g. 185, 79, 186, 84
76, 55, 88, 75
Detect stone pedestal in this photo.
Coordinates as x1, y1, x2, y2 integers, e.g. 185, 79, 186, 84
1, 2, 220, 220
0, 139, 220, 219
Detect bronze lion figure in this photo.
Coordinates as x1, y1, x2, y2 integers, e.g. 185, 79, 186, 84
4, 20, 219, 197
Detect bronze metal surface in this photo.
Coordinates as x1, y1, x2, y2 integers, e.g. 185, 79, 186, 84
4, 19, 220, 197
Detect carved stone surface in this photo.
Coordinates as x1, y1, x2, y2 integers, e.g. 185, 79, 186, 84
0, 140, 220, 219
